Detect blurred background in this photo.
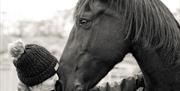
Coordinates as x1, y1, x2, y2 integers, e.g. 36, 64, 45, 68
0, 0, 180, 91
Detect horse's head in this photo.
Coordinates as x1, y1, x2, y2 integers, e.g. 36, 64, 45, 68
59, 0, 131, 90
59, 0, 180, 90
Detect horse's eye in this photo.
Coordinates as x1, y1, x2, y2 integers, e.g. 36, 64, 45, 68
79, 18, 89, 25
79, 18, 91, 29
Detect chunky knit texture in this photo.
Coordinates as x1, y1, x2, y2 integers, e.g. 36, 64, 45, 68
13, 44, 58, 86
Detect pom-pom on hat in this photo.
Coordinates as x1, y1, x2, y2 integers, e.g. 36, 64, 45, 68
8, 40, 59, 86
8, 39, 25, 60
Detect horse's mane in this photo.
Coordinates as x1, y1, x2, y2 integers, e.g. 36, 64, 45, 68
75, 0, 180, 61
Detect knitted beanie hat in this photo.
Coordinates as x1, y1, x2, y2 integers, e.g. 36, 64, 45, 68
8, 40, 59, 86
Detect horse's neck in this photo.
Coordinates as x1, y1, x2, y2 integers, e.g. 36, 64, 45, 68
131, 42, 180, 90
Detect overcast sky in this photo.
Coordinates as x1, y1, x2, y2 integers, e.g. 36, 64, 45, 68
0, 0, 180, 23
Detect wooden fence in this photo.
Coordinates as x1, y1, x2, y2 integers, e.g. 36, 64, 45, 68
91, 82, 144, 91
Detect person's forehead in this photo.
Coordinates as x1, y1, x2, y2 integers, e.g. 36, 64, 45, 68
42, 74, 59, 84
30, 74, 59, 89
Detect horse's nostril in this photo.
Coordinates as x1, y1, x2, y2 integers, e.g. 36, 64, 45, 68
74, 80, 83, 91
75, 84, 83, 91
76, 86, 83, 91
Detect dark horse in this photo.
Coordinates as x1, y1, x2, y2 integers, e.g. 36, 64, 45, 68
58, 0, 180, 91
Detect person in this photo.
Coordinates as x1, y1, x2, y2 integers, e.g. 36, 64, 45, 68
8, 40, 61, 91
9, 40, 144, 91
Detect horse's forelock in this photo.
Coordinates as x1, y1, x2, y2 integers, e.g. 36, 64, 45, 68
74, 0, 92, 19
